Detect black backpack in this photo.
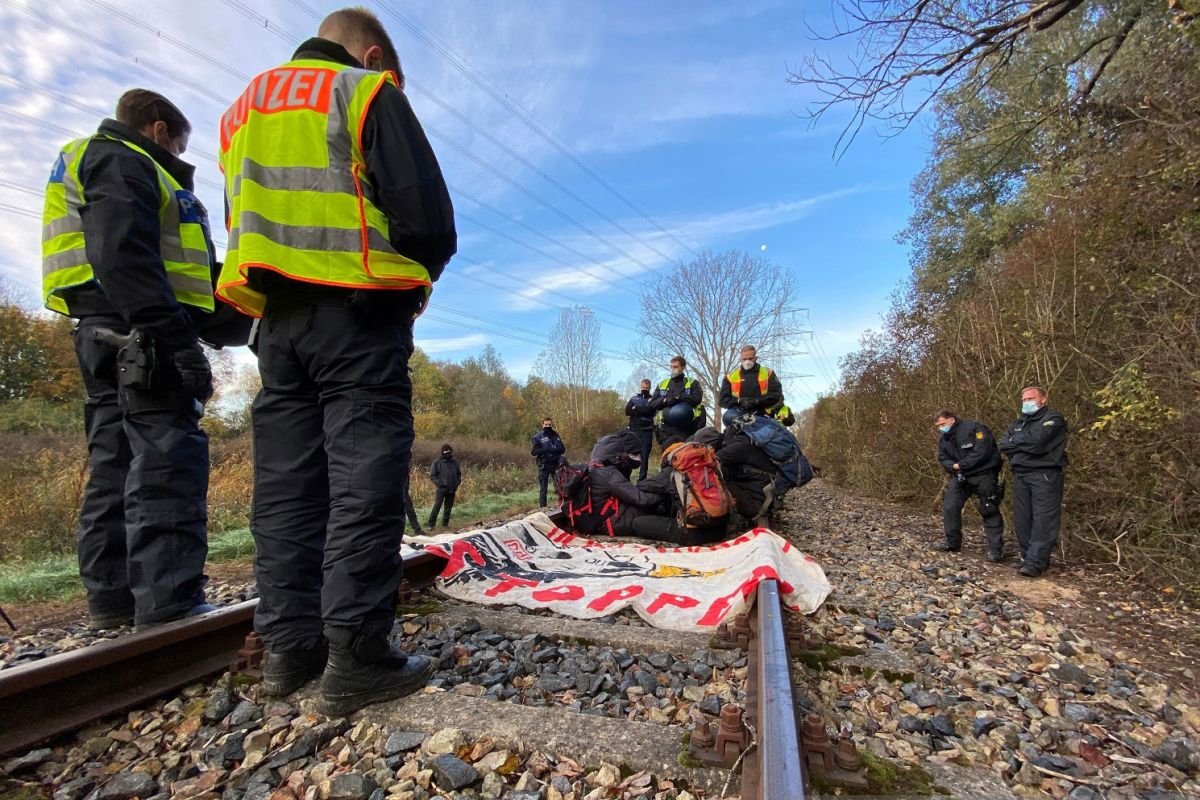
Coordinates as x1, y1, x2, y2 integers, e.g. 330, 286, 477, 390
553, 462, 620, 536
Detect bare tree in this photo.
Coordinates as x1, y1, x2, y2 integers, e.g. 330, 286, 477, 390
534, 305, 610, 425
789, 0, 1176, 153
631, 250, 806, 428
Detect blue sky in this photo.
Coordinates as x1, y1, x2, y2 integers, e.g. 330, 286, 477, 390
0, 0, 930, 407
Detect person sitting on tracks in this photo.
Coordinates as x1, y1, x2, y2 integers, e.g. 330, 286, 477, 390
715, 420, 778, 528
583, 429, 661, 537
631, 432, 732, 545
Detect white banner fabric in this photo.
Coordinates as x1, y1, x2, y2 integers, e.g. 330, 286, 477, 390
405, 513, 831, 632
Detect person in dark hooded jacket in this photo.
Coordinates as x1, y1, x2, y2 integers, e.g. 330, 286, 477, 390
716, 422, 776, 525
427, 444, 461, 529
586, 429, 661, 537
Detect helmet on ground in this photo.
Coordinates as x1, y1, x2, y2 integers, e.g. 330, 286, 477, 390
663, 402, 695, 427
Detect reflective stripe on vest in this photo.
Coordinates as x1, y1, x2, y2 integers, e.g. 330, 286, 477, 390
657, 376, 703, 421
727, 366, 770, 397
41, 135, 215, 316
217, 60, 431, 317
769, 403, 791, 419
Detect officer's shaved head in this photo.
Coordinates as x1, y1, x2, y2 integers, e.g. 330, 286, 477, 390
116, 89, 190, 139
319, 7, 401, 78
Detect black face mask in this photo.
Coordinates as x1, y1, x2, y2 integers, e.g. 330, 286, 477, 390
442, 451, 453, 460
543, 426, 554, 433
640, 389, 650, 397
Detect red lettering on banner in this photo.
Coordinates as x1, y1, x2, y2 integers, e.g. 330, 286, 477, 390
547, 529, 577, 545
219, 67, 335, 152
504, 540, 533, 560
483, 574, 540, 597
646, 592, 700, 615
586, 584, 644, 612
423, 538, 484, 577
531, 584, 585, 602
696, 566, 797, 626
782, 541, 792, 553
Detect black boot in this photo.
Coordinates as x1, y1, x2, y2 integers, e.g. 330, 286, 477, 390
262, 642, 328, 696
930, 541, 960, 552
986, 550, 1004, 563
320, 629, 432, 717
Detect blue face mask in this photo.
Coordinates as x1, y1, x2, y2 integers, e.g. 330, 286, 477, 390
938, 425, 951, 434
1022, 400, 1039, 415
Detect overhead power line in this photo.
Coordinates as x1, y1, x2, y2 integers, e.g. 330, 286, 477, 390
0, 106, 224, 192
55, 1, 659, 295
4, 2, 230, 106
371, 0, 704, 258
0, 75, 220, 165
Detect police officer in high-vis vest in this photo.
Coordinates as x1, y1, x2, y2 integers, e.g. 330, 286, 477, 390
218, 8, 456, 715
651, 355, 704, 441
719, 345, 783, 416
41, 90, 222, 631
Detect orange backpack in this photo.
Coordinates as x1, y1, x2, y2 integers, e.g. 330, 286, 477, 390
664, 442, 730, 528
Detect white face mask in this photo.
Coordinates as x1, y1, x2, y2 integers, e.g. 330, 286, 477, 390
670, 368, 683, 377
741, 359, 755, 370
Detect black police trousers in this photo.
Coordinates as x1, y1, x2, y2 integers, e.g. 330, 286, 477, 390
72, 318, 209, 625
251, 292, 418, 652
631, 428, 653, 482
1012, 469, 1064, 572
942, 470, 1004, 553
538, 465, 556, 507
428, 489, 455, 528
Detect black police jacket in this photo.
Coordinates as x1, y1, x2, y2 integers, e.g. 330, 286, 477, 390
999, 406, 1069, 472
624, 392, 655, 430
651, 374, 703, 410
531, 430, 566, 468
937, 420, 1002, 478
65, 119, 210, 351
718, 364, 783, 412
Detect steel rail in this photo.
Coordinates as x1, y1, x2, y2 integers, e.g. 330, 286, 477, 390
754, 579, 807, 799
0, 550, 446, 755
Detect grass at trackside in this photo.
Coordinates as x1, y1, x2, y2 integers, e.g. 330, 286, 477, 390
414, 489, 542, 531
0, 489, 544, 604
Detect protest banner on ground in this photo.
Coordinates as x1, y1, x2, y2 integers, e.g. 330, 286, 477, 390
406, 513, 831, 631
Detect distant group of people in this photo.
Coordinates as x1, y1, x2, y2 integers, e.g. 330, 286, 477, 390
541, 345, 812, 547
933, 386, 1069, 578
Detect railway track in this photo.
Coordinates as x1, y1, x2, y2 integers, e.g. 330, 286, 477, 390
0, 553, 809, 799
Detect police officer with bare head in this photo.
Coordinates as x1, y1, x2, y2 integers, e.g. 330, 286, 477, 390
719, 345, 783, 416
42, 90, 224, 631
218, 8, 456, 714
931, 410, 1005, 561
999, 387, 1069, 577
652, 356, 704, 441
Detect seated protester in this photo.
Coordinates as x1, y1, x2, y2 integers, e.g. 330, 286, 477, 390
586, 429, 661, 537
631, 434, 731, 546
716, 419, 776, 527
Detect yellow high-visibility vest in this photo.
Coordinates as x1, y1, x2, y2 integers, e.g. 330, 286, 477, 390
217, 59, 431, 317
42, 135, 214, 316
657, 376, 703, 422
727, 366, 771, 396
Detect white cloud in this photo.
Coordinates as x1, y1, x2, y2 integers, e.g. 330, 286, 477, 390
493, 184, 878, 308
414, 332, 489, 354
